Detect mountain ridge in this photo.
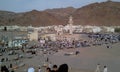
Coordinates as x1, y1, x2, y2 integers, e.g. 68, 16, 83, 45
0, 1, 120, 26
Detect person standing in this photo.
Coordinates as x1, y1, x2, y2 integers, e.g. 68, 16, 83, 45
38, 67, 41, 72
95, 64, 101, 72
58, 64, 68, 72
51, 65, 58, 72
46, 57, 49, 62
46, 67, 51, 72
48, 62, 52, 69
1, 65, 9, 72
103, 66, 107, 72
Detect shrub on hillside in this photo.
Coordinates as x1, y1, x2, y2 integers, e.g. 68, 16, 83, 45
115, 28, 120, 33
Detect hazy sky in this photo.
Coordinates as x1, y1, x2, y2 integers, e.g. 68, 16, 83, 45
0, 0, 119, 12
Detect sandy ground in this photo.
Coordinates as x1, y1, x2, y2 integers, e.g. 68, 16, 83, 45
1, 42, 120, 72
49, 43, 120, 72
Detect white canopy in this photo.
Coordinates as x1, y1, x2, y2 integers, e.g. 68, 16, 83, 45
28, 67, 35, 72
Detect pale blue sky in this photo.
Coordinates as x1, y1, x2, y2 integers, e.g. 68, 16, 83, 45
0, 0, 119, 12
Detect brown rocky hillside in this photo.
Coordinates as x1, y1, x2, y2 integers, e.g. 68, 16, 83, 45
72, 1, 120, 26
0, 10, 63, 26
0, 1, 120, 26
45, 7, 76, 19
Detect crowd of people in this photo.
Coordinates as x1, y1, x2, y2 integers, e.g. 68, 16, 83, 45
1, 62, 108, 72
95, 64, 108, 72
28, 63, 68, 72
27, 63, 108, 72
0, 48, 25, 72
1, 65, 15, 72
88, 33, 120, 45
1, 33, 119, 72
38, 33, 120, 50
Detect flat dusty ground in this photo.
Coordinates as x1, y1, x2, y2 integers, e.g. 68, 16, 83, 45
49, 42, 120, 72
1, 31, 120, 72
8, 42, 119, 72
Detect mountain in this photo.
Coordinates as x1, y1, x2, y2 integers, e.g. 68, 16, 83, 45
72, 1, 120, 26
0, 1, 120, 26
45, 7, 76, 25
0, 10, 64, 26
0, 11, 16, 26
45, 7, 76, 18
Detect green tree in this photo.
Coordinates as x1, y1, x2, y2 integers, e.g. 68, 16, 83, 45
115, 28, 120, 33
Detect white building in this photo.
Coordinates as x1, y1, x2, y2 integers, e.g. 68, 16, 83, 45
101, 26, 115, 33
28, 29, 38, 41
92, 26, 102, 33
106, 27, 115, 33
55, 25, 63, 35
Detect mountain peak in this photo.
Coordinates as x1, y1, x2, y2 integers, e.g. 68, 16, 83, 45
30, 9, 40, 13
0, 1, 120, 26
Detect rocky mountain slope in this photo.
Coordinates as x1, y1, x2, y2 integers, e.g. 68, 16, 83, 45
0, 1, 120, 26
72, 1, 120, 26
